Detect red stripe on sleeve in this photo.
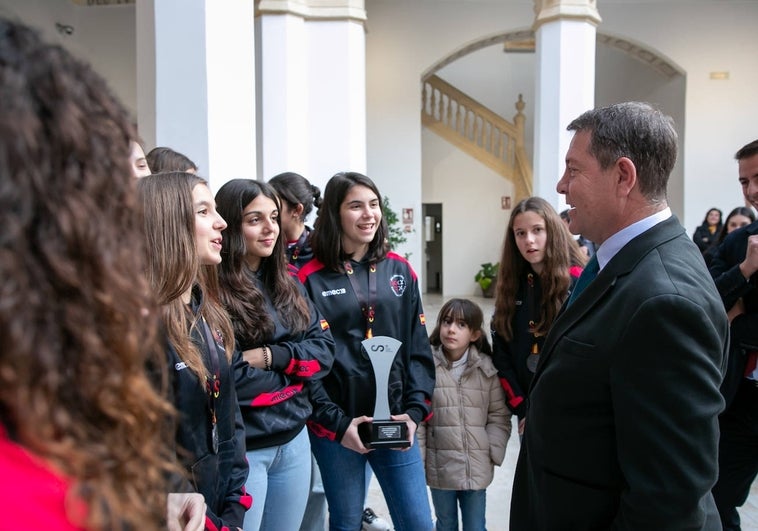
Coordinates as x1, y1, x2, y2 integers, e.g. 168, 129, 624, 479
239, 491, 253, 510
499, 377, 524, 410
204, 516, 219, 531
284, 359, 322, 378
250, 383, 304, 407
307, 420, 337, 441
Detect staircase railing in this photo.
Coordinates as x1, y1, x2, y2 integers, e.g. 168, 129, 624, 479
421, 74, 532, 200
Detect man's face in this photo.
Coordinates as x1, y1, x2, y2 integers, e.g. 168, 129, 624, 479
738, 153, 758, 210
556, 130, 618, 245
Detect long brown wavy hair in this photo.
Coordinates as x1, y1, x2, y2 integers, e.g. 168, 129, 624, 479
0, 18, 176, 529
138, 173, 235, 378
492, 197, 585, 341
214, 179, 309, 347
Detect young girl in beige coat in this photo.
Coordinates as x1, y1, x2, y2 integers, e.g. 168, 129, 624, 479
418, 298, 512, 531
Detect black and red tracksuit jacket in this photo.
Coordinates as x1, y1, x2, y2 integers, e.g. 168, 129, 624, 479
490, 266, 581, 418
232, 277, 335, 451
297, 253, 435, 442
169, 289, 251, 531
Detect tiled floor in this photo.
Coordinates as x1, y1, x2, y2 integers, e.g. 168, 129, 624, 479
363, 293, 758, 530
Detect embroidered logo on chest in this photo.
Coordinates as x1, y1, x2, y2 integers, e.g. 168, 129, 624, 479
390, 274, 406, 297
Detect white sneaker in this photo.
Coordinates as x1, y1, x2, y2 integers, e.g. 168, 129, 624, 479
361, 507, 391, 531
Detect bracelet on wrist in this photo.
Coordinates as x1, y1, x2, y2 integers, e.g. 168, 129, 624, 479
262, 345, 272, 371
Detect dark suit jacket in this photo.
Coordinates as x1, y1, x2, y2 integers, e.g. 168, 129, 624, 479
510, 216, 728, 530
709, 219, 758, 409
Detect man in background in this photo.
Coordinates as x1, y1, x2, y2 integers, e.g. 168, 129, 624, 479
709, 139, 758, 531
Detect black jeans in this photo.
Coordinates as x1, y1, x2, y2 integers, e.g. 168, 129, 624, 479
712, 379, 758, 531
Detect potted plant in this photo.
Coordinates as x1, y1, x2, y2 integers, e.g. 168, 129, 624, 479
474, 262, 499, 298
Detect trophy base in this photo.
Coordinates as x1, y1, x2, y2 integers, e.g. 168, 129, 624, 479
359, 420, 410, 449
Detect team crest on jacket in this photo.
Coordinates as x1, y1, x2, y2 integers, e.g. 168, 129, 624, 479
389, 274, 406, 296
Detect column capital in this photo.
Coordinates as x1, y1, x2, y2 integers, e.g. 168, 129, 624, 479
256, 0, 366, 22
533, 0, 601, 29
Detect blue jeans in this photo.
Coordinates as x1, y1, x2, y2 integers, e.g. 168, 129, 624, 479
243, 427, 312, 531
430, 488, 486, 531
310, 433, 433, 531
299, 453, 327, 531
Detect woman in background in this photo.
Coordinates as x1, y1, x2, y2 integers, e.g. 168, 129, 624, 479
491, 197, 583, 437
147, 146, 199, 174
693, 207, 723, 254
130, 139, 152, 178
268, 172, 322, 271
703, 206, 756, 266
139, 172, 251, 530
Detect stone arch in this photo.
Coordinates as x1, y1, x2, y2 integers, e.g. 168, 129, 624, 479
421, 28, 685, 82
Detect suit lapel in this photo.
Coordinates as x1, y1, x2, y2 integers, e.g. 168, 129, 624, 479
531, 216, 686, 382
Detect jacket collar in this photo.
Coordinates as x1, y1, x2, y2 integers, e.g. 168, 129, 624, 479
532, 216, 685, 380
432, 345, 497, 377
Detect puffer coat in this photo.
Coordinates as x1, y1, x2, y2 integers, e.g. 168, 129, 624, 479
417, 344, 511, 491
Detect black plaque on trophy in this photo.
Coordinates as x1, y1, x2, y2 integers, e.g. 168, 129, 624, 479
358, 336, 410, 449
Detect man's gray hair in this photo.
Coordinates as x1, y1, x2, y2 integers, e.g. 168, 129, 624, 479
567, 101, 677, 201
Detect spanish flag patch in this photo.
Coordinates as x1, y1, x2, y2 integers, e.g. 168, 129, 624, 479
320, 319, 330, 331
419, 314, 426, 325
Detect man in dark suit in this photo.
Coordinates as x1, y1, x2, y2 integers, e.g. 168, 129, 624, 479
510, 102, 728, 530
709, 139, 758, 531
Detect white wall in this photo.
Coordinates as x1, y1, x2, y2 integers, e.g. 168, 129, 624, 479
422, 130, 512, 296
1, 1, 137, 117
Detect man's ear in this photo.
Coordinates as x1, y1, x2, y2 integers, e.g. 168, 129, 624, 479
616, 157, 637, 196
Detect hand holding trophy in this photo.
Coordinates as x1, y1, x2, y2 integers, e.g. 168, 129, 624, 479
358, 336, 411, 449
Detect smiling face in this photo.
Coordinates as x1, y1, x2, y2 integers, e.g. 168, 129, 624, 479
339, 185, 382, 261
556, 130, 619, 245
192, 183, 226, 265
739, 153, 758, 211
242, 194, 279, 271
513, 210, 548, 274
706, 209, 721, 226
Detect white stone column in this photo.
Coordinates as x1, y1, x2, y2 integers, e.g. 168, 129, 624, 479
532, 0, 601, 207
256, 0, 366, 189
136, 0, 256, 191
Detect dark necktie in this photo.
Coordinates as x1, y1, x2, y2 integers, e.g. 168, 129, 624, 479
567, 254, 599, 306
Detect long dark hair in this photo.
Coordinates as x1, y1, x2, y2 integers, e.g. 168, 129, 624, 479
310, 171, 390, 271
269, 171, 322, 222
215, 179, 310, 346
429, 298, 492, 355
699, 207, 723, 229
717, 206, 755, 245
0, 17, 176, 530
492, 197, 577, 341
